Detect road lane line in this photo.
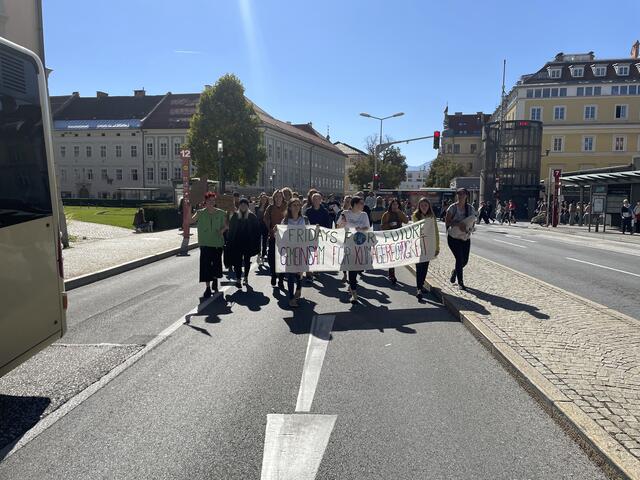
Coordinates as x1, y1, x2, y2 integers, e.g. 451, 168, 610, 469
295, 314, 335, 413
565, 257, 640, 278
505, 234, 536, 243
494, 239, 526, 249
261, 414, 337, 480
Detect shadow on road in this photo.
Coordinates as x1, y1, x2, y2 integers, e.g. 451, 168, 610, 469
0, 394, 51, 459
446, 287, 550, 320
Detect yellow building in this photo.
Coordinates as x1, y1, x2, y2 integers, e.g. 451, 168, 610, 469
440, 111, 491, 175
502, 43, 640, 177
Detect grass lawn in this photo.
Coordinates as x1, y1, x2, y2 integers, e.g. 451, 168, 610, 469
64, 206, 137, 230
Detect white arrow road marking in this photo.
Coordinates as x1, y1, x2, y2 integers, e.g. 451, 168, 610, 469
565, 257, 640, 278
296, 314, 335, 412
494, 239, 526, 249
260, 414, 337, 480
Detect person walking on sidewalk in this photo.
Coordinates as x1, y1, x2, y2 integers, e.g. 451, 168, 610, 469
621, 199, 634, 234
304, 192, 332, 283
264, 189, 287, 288
634, 201, 640, 234
337, 196, 371, 303
228, 198, 261, 289
412, 197, 439, 299
254, 193, 270, 265
381, 198, 408, 285
192, 192, 228, 298
282, 198, 309, 308
445, 188, 475, 291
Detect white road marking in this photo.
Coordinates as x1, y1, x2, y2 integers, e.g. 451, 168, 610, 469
565, 257, 640, 278
260, 414, 337, 480
493, 239, 526, 249
505, 234, 536, 243
295, 314, 335, 413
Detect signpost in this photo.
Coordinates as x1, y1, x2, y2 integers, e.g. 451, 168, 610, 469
590, 184, 607, 232
549, 168, 561, 227
180, 149, 191, 238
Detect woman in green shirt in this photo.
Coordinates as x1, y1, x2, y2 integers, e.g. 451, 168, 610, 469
192, 192, 228, 298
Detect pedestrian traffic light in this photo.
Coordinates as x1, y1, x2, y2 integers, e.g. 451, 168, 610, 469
433, 131, 440, 150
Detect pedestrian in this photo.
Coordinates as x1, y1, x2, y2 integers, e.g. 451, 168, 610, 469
282, 198, 309, 308
621, 199, 634, 234
381, 198, 408, 285
486, 201, 495, 223
228, 198, 261, 288
338, 195, 353, 283
264, 189, 287, 288
282, 187, 293, 204
634, 201, 640, 234
192, 192, 228, 298
569, 202, 576, 225
255, 193, 270, 265
356, 190, 372, 224
337, 196, 371, 303
304, 192, 332, 283
445, 188, 475, 290
496, 201, 503, 223
412, 197, 439, 299
507, 199, 517, 224
365, 191, 376, 210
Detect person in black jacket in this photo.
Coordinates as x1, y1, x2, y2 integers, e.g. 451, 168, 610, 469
227, 198, 261, 288
304, 192, 332, 282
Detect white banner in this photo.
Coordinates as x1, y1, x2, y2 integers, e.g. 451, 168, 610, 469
275, 219, 437, 273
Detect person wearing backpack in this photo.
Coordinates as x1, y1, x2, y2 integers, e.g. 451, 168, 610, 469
445, 188, 476, 290
380, 198, 408, 285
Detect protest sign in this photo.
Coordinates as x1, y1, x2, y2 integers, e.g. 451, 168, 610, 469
275, 220, 437, 273
216, 194, 236, 212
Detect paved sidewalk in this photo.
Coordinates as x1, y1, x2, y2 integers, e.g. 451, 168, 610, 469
425, 246, 640, 477
64, 227, 198, 279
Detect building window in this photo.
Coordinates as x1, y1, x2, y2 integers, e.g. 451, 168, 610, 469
584, 105, 597, 120
543, 88, 550, 98
60, 168, 67, 182
174, 142, 181, 156
160, 166, 168, 181
86, 146, 92, 158
115, 145, 122, 158
615, 104, 628, 119
552, 137, 564, 152
470, 144, 477, 154
614, 64, 630, 76
174, 166, 181, 180
571, 66, 584, 77
147, 142, 153, 156
131, 168, 138, 181
453, 144, 460, 154
268, 144, 273, 158
101, 168, 108, 180
147, 167, 154, 181
559, 87, 567, 97
582, 136, 594, 152
446, 144, 452, 153
534, 89, 542, 98
116, 168, 123, 181
592, 65, 607, 77
526, 89, 533, 98
86, 168, 93, 180
594, 86, 601, 95
530, 107, 542, 121
614, 136, 626, 151
74, 168, 80, 180
630, 85, 638, 95
131, 145, 137, 157
553, 106, 565, 120
100, 145, 107, 158
60, 145, 66, 157
548, 68, 561, 78
74, 146, 80, 158
160, 142, 168, 156
276, 146, 281, 160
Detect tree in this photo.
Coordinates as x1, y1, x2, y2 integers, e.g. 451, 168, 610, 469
348, 135, 408, 190
187, 74, 266, 190
424, 154, 468, 188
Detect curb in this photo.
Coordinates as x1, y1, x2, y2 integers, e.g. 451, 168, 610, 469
64, 242, 199, 291
407, 264, 640, 480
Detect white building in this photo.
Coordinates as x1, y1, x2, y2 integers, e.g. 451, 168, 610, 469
51, 91, 346, 199
398, 163, 429, 190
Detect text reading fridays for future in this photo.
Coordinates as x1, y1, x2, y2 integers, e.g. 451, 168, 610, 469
275, 220, 437, 273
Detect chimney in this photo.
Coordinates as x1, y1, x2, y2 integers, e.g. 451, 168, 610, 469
134, 89, 146, 97
631, 40, 640, 59
96, 91, 108, 98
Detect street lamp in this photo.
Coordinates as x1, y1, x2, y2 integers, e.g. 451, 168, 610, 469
270, 168, 276, 193
359, 111, 404, 191
217, 140, 224, 194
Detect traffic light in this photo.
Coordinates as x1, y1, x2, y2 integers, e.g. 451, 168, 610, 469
433, 131, 440, 149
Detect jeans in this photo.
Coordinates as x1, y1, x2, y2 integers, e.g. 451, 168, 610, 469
234, 252, 251, 280
348, 271, 360, 291
287, 273, 301, 299
268, 238, 284, 281
447, 235, 471, 285
415, 261, 429, 288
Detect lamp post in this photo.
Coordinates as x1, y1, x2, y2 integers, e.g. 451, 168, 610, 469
360, 111, 404, 191
270, 168, 276, 193
217, 139, 224, 195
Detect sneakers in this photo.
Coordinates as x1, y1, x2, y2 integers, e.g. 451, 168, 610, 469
416, 288, 423, 300
450, 269, 456, 284
289, 298, 299, 308
203, 287, 212, 298
389, 276, 397, 285
257, 256, 263, 265
348, 287, 358, 303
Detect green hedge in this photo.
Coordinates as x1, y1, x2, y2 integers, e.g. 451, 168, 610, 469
140, 204, 180, 231
63, 198, 173, 208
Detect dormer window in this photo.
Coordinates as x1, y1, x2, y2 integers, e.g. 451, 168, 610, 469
570, 66, 584, 77
547, 67, 562, 79
614, 63, 630, 76
591, 64, 607, 77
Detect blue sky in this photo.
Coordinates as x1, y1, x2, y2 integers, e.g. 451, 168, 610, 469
43, 0, 640, 167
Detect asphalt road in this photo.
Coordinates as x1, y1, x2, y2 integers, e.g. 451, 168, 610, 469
0, 253, 607, 479
454, 221, 640, 319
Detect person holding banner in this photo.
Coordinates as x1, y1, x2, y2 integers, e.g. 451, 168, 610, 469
337, 195, 353, 283
282, 198, 309, 308
264, 189, 287, 288
381, 198, 409, 285
228, 198, 261, 288
254, 194, 270, 265
412, 198, 440, 299
191, 192, 228, 298
337, 196, 371, 303
445, 188, 476, 291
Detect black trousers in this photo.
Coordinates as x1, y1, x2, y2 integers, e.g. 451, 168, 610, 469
635, 218, 640, 233
447, 236, 471, 285
234, 252, 251, 280
415, 261, 429, 288
348, 270, 361, 290
287, 273, 301, 298
199, 246, 223, 285
268, 238, 284, 281
622, 217, 633, 234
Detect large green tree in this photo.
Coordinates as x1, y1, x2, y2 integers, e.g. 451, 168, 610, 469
424, 154, 468, 188
187, 74, 266, 190
348, 135, 408, 190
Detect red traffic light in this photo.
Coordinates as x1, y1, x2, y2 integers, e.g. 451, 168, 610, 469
433, 130, 441, 150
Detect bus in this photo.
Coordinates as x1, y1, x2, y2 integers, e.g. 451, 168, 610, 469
0, 37, 67, 377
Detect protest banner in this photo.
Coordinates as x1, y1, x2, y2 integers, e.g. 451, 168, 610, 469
275, 220, 437, 273
216, 194, 236, 212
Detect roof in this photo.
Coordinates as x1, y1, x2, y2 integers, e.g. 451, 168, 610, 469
141, 93, 200, 129
562, 169, 640, 186
49, 95, 73, 115
333, 141, 367, 156
53, 94, 165, 121
54, 119, 142, 130
521, 58, 640, 85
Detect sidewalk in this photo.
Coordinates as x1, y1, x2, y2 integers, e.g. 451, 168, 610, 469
424, 247, 640, 478
64, 222, 198, 280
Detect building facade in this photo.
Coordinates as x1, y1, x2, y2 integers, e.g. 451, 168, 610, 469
500, 43, 640, 177
333, 141, 367, 194
51, 91, 346, 199
399, 163, 429, 190
439, 111, 490, 176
